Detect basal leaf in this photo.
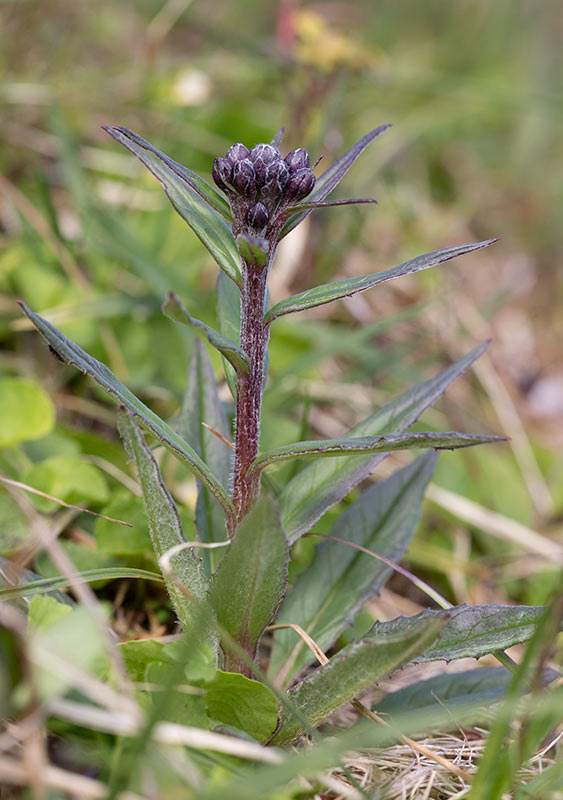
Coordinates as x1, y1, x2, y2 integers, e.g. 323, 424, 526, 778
117, 408, 213, 639
19, 303, 236, 525
269, 453, 437, 686
366, 604, 550, 663
206, 670, 279, 742
163, 292, 250, 374
209, 493, 289, 671
278, 341, 489, 542
279, 124, 391, 239
0, 378, 55, 447
250, 431, 504, 476
180, 340, 233, 573
265, 240, 497, 324
271, 614, 445, 745
103, 126, 241, 286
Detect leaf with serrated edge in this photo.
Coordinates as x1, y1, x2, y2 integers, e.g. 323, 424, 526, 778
250, 431, 504, 477
266, 240, 496, 324
279, 124, 391, 239
269, 452, 437, 686
209, 494, 289, 670
19, 303, 236, 527
278, 341, 489, 542
104, 126, 241, 286
271, 614, 445, 745
118, 408, 214, 642
180, 340, 232, 573
163, 292, 250, 374
365, 605, 549, 663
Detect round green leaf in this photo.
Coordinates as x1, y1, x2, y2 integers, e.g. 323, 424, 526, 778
0, 378, 55, 448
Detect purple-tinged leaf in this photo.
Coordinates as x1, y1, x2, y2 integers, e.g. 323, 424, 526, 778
265, 239, 497, 324
279, 123, 390, 239
270, 127, 285, 148
281, 197, 378, 216
103, 126, 241, 286
163, 292, 250, 374
249, 430, 504, 477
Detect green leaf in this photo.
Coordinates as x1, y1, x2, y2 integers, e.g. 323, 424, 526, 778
0, 567, 163, 602
206, 670, 279, 742
19, 302, 236, 525
375, 665, 558, 716
236, 233, 269, 269
104, 126, 241, 286
117, 408, 213, 638
271, 614, 445, 745
265, 240, 496, 324
269, 453, 437, 686
210, 493, 289, 669
278, 341, 489, 542
216, 271, 241, 399
365, 604, 550, 663
515, 761, 563, 799
163, 292, 250, 374
279, 124, 391, 239
27, 596, 73, 629
0, 378, 55, 447
250, 431, 504, 476
24, 455, 109, 512
95, 494, 152, 556
119, 638, 166, 682
180, 340, 232, 572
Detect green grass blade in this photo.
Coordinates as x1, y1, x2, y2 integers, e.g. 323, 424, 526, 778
0, 567, 164, 601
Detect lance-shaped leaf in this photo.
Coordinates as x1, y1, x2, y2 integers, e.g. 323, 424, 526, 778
117, 408, 212, 636
19, 303, 236, 527
249, 431, 504, 477
180, 340, 233, 573
279, 123, 390, 239
209, 494, 289, 672
265, 239, 496, 324
216, 270, 242, 399
269, 453, 438, 686
271, 614, 445, 746
163, 292, 250, 374
278, 341, 489, 542
103, 126, 242, 287
365, 605, 551, 664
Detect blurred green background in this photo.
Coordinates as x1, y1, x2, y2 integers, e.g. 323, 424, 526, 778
1, 0, 562, 624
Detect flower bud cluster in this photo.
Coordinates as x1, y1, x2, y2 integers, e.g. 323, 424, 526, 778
212, 140, 316, 238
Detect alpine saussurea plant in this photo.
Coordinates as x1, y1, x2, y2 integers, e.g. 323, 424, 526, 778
20, 123, 551, 746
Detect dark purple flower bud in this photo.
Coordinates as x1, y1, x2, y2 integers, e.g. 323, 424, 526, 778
265, 160, 290, 192
249, 143, 281, 166
284, 148, 310, 172
231, 158, 257, 197
285, 167, 316, 202
226, 142, 250, 163
212, 157, 233, 191
247, 202, 269, 231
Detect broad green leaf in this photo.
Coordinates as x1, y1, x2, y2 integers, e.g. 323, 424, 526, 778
104, 126, 241, 286
210, 493, 289, 670
19, 303, 236, 525
0, 567, 163, 602
27, 596, 73, 629
0, 493, 33, 556
216, 270, 241, 398
269, 453, 437, 686
375, 665, 558, 716
265, 240, 497, 324
117, 408, 213, 639
365, 604, 550, 663
95, 494, 152, 556
271, 614, 445, 745
163, 292, 250, 374
24, 455, 109, 512
0, 378, 55, 447
206, 670, 279, 742
279, 124, 391, 239
279, 341, 489, 542
250, 431, 503, 476
119, 638, 166, 682
180, 340, 233, 573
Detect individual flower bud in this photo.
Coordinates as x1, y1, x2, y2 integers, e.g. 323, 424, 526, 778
265, 160, 290, 193
284, 148, 310, 172
212, 157, 233, 191
285, 167, 316, 202
246, 202, 269, 230
249, 143, 281, 166
226, 142, 250, 164
231, 158, 257, 197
